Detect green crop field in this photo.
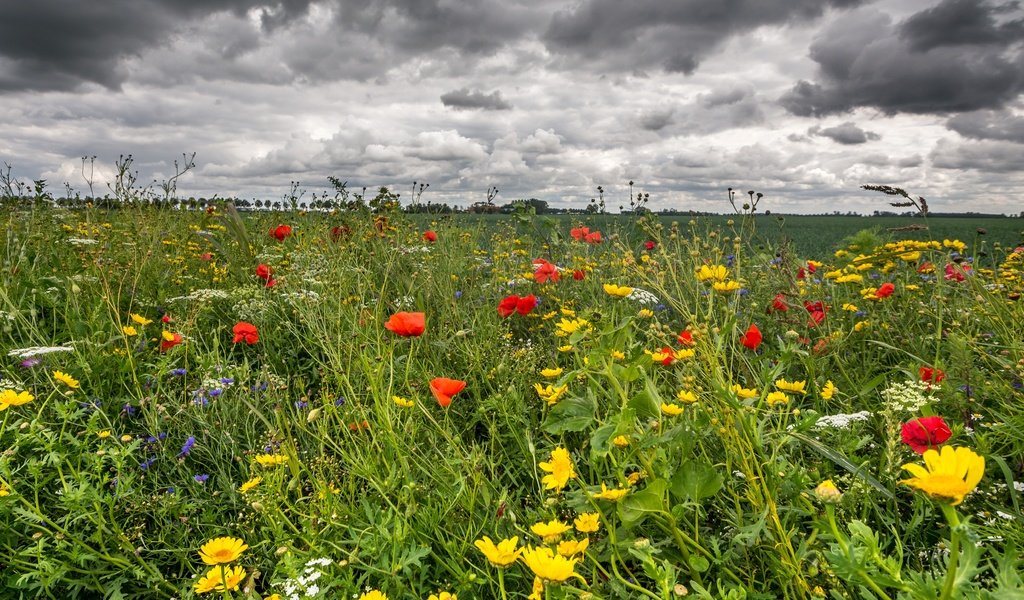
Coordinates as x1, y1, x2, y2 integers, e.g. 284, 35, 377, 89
1, 202, 1023, 600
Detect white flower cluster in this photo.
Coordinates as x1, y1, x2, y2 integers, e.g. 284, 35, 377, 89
880, 380, 934, 413
166, 289, 230, 304
813, 411, 872, 429
231, 285, 275, 321
8, 345, 75, 359
280, 557, 333, 600
628, 287, 661, 305
66, 238, 98, 245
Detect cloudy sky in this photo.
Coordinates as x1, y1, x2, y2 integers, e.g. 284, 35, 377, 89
1, 0, 1022, 213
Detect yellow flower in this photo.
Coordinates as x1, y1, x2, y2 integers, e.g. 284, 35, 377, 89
359, 591, 388, 600
254, 454, 288, 467
637, 308, 654, 318
239, 476, 262, 494
612, 435, 630, 448
591, 483, 629, 502
0, 389, 34, 411
650, 349, 672, 363
730, 384, 758, 399
854, 320, 871, 332
695, 264, 728, 282
534, 383, 569, 406
774, 379, 807, 394
122, 325, 138, 337
814, 480, 842, 503
392, 395, 415, 408
766, 391, 790, 407
0, 483, 10, 497
161, 330, 177, 342
673, 348, 696, 360
97, 430, 111, 439
661, 402, 684, 416
528, 576, 544, 600
53, 370, 80, 389
676, 389, 697, 404
841, 303, 858, 312
130, 313, 152, 326
539, 367, 563, 378
899, 251, 921, 261
474, 536, 521, 567
555, 318, 591, 337
531, 519, 571, 542
603, 283, 633, 298
901, 446, 985, 506
574, 513, 600, 533
520, 546, 581, 584
556, 538, 589, 557
539, 447, 576, 492
610, 350, 625, 360
820, 380, 837, 400
120, 434, 133, 442
557, 344, 574, 353
428, 593, 457, 600
198, 537, 248, 565
712, 280, 742, 294
834, 274, 863, 284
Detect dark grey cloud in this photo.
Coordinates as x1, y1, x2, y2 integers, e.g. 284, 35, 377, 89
810, 122, 881, 144
947, 108, 1024, 143
0, 0, 315, 92
931, 138, 1024, 172
542, 0, 868, 74
638, 108, 675, 131
440, 88, 512, 111
781, 1, 1024, 116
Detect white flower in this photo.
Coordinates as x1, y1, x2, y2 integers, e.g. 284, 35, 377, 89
813, 411, 872, 429
7, 345, 75, 359
305, 584, 320, 596
627, 287, 661, 305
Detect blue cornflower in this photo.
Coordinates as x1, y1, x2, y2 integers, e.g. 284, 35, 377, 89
177, 436, 195, 458
169, 368, 187, 376
194, 474, 209, 483
139, 457, 157, 470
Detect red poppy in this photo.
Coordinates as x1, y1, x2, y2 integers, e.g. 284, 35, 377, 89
919, 366, 946, 384
161, 314, 172, 323
270, 224, 292, 241
771, 293, 789, 312
516, 294, 538, 315
255, 264, 276, 288
644, 240, 656, 251
876, 282, 895, 298
796, 267, 806, 280
804, 300, 827, 327
160, 332, 183, 352
572, 269, 586, 281
584, 231, 602, 244
430, 377, 466, 408
232, 322, 259, 345
901, 416, 952, 454
533, 259, 560, 284
423, 230, 438, 242
944, 263, 970, 282
740, 324, 762, 350
570, 226, 589, 241
199, 252, 213, 261
497, 295, 519, 318
384, 312, 426, 337
656, 346, 675, 366
806, 261, 817, 274
677, 329, 694, 346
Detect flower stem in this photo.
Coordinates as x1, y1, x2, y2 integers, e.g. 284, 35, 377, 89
939, 503, 962, 600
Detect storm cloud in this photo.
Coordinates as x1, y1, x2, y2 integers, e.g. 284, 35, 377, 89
440, 88, 512, 111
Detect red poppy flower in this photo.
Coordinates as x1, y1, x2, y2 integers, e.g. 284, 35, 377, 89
423, 230, 438, 242
430, 377, 466, 408
901, 416, 952, 454
570, 226, 589, 241
644, 240, 656, 251
584, 231, 602, 244
944, 263, 970, 282
199, 252, 213, 261
255, 264, 276, 288
740, 324, 762, 350
533, 259, 560, 284
384, 312, 426, 337
161, 314, 172, 323
656, 346, 675, 366
497, 295, 519, 318
876, 282, 895, 298
804, 300, 827, 327
232, 322, 259, 345
270, 224, 292, 241
919, 366, 946, 384
771, 293, 789, 312
677, 330, 694, 346
160, 332, 183, 352
796, 267, 806, 280
572, 269, 585, 281
516, 294, 538, 315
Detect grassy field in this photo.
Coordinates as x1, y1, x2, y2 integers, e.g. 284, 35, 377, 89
1, 204, 1023, 599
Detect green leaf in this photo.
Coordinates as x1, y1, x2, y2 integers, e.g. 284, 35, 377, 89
629, 388, 660, 419
689, 555, 710, 573
542, 396, 596, 434
620, 478, 668, 528
670, 460, 723, 502
590, 422, 617, 458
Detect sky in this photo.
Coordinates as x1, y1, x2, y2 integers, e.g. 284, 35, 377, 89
1, 0, 1022, 214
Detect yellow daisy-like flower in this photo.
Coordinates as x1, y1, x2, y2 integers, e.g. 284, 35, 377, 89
573, 513, 600, 533
712, 280, 742, 294
520, 546, 581, 584
122, 325, 138, 337
834, 274, 864, 284
53, 370, 80, 389
359, 590, 388, 600
766, 391, 790, 407
901, 446, 985, 506
820, 380, 837, 400
676, 389, 697, 404
428, 593, 457, 600
695, 264, 728, 282
610, 350, 625, 360
264, 595, 282, 600
612, 435, 631, 448
637, 308, 654, 318
198, 537, 248, 565
673, 348, 696, 360
603, 283, 633, 298
473, 536, 521, 567
392, 395, 415, 408
730, 384, 758, 399
239, 476, 262, 494
161, 330, 178, 342
555, 318, 591, 337
0, 389, 34, 411
97, 430, 112, 439
534, 383, 569, 406
557, 344, 574, 353
814, 480, 842, 503
556, 537, 589, 557
591, 483, 629, 502
661, 402, 684, 416
774, 378, 807, 394
841, 303, 858, 312
539, 367, 563, 378
254, 454, 288, 467
528, 576, 544, 600
0, 483, 11, 496
539, 447, 576, 492
531, 519, 571, 543
130, 313, 153, 326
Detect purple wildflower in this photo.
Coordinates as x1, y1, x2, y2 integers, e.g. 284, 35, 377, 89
177, 436, 196, 458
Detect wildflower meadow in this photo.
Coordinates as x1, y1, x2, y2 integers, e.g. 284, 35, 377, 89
1, 194, 1023, 600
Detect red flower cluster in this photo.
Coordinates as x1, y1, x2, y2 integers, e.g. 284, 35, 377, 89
256, 264, 276, 288
771, 293, 789, 312
270, 224, 292, 241
804, 300, 827, 327
232, 322, 259, 345
430, 377, 466, 408
677, 329, 694, 346
945, 263, 970, 282
533, 259, 559, 284
497, 294, 538, 317
384, 312, 426, 337
919, 366, 945, 384
160, 332, 183, 352
569, 227, 602, 244
740, 324, 762, 350
572, 269, 586, 281
901, 416, 952, 454
423, 230, 438, 242
796, 262, 817, 280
